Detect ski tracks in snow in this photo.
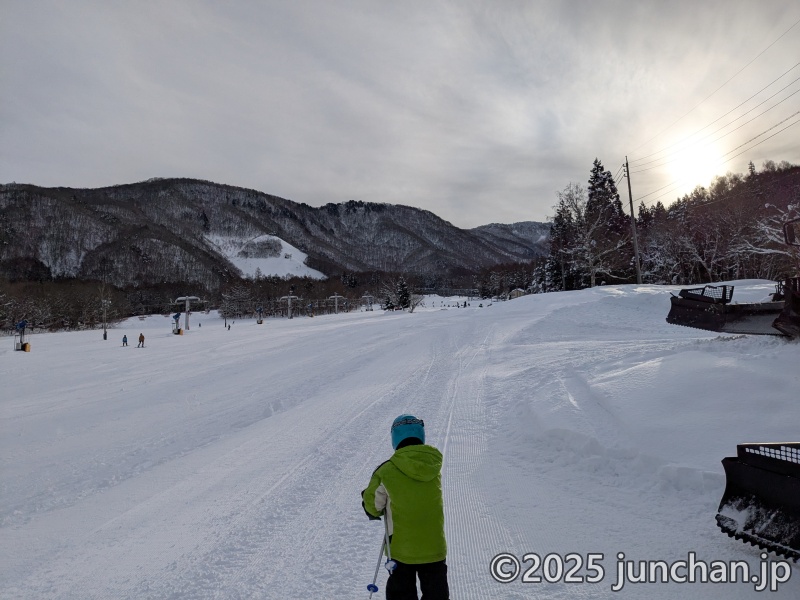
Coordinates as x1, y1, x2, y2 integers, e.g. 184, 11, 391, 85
126, 324, 465, 599
410, 318, 547, 600
1, 317, 455, 599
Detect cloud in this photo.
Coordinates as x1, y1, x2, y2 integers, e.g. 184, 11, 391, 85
2, 0, 799, 228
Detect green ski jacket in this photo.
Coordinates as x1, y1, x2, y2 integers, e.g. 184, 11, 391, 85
362, 444, 447, 564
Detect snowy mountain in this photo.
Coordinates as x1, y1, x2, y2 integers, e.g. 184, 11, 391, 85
0, 178, 547, 288
1, 280, 797, 599
469, 221, 550, 259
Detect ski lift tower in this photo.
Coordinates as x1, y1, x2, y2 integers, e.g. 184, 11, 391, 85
361, 294, 374, 311
280, 295, 298, 319
329, 293, 345, 315
174, 296, 202, 331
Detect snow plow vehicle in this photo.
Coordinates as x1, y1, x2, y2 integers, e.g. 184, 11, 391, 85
666, 220, 800, 559
716, 443, 800, 561
666, 218, 800, 338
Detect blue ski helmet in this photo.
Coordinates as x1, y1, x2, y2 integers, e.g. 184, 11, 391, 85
391, 414, 425, 449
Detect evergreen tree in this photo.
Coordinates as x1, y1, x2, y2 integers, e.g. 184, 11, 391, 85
548, 179, 631, 288
221, 284, 253, 319
396, 277, 410, 309
584, 158, 632, 283
546, 197, 577, 290
637, 201, 654, 232
587, 158, 627, 236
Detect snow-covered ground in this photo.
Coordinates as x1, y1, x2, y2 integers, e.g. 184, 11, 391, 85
1, 281, 798, 599
205, 234, 326, 279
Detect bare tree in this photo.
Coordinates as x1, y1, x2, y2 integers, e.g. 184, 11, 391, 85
408, 294, 425, 313
732, 203, 800, 277
558, 183, 630, 287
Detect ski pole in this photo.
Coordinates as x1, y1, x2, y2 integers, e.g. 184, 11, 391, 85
383, 516, 397, 574
367, 538, 386, 597
367, 516, 398, 598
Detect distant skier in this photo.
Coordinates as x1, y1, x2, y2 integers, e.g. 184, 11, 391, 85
137, 333, 145, 348
361, 415, 450, 599
122, 335, 128, 347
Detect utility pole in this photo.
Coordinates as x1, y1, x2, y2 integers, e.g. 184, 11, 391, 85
624, 156, 643, 284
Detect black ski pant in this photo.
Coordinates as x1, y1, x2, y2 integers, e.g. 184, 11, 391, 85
386, 559, 449, 600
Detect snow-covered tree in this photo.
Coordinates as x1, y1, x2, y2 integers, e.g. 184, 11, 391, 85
731, 203, 800, 279
220, 284, 253, 319
545, 195, 578, 291
587, 158, 627, 237
552, 181, 630, 288
408, 294, 425, 313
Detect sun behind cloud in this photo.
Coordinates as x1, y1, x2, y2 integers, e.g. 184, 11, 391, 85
668, 139, 725, 197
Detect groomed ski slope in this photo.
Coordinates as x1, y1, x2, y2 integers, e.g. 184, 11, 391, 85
1, 281, 798, 599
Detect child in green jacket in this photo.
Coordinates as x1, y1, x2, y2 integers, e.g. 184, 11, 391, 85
361, 415, 450, 600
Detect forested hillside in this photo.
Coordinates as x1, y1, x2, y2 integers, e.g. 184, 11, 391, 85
0, 178, 546, 331
539, 160, 799, 290
0, 178, 545, 288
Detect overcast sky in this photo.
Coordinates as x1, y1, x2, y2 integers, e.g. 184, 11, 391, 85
2, 1, 799, 228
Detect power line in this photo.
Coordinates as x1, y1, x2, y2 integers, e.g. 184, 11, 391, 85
641, 169, 800, 212
632, 106, 800, 175
639, 139, 800, 210
630, 16, 800, 154
637, 179, 687, 203
633, 110, 800, 179
638, 181, 697, 208
630, 65, 800, 164
631, 78, 800, 171
723, 113, 800, 163
703, 171, 800, 210
634, 114, 800, 206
